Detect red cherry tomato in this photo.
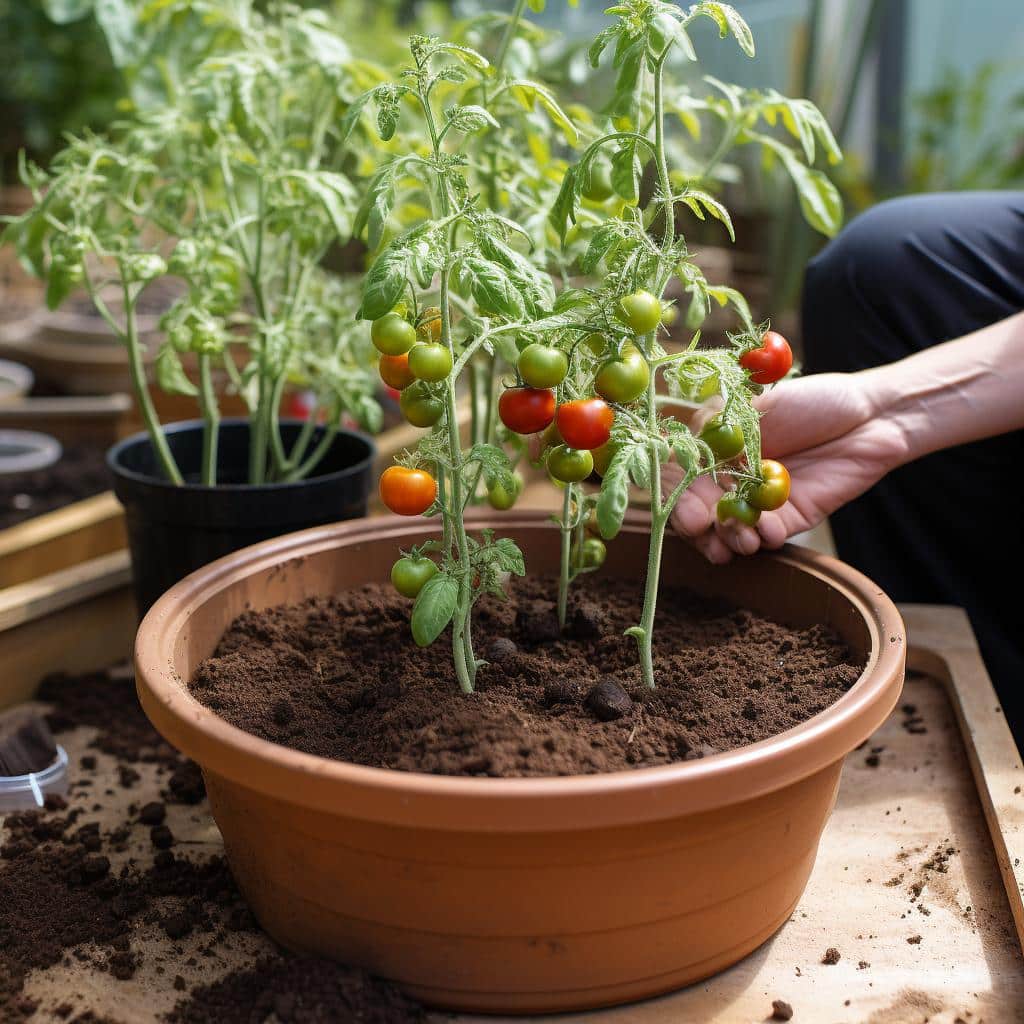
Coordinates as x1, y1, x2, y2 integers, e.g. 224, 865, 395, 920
379, 466, 437, 516
556, 398, 614, 451
740, 331, 793, 385
498, 387, 556, 435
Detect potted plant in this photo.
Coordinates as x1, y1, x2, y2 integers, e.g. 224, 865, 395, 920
2, 6, 381, 611
134, 2, 905, 1012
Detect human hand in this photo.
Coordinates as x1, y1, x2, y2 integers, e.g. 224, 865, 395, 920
665, 372, 910, 563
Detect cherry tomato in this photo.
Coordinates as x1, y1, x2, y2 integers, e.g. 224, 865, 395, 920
595, 347, 650, 404
417, 306, 442, 342
408, 342, 452, 382
499, 387, 556, 435
379, 352, 416, 391
517, 343, 568, 389
700, 415, 745, 461
740, 331, 793, 385
399, 381, 444, 427
380, 466, 437, 516
556, 398, 614, 451
717, 492, 761, 527
591, 438, 617, 477
547, 445, 594, 483
371, 312, 416, 356
487, 471, 524, 511
581, 159, 614, 202
748, 459, 791, 511
685, 373, 720, 402
661, 304, 679, 327
391, 556, 438, 598
616, 291, 662, 335
572, 537, 607, 569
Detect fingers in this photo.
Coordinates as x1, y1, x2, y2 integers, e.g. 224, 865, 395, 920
668, 474, 720, 538
755, 511, 789, 549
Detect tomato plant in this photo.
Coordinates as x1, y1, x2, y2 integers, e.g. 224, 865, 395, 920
399, 382, 444, 428
379, 352, 416, 391
392, 555, 439, 598
700, 416, 745, 461
547, 445, 594, 484
517, 344, 568, 389
408, 343, 453, 382
372, 312, 417, 356
616, 291, 662, 335
595, 347, 650, 404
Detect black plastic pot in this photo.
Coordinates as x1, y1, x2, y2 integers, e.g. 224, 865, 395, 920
108, 419, 375, 613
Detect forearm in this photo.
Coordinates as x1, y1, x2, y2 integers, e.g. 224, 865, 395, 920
859, 311, 1024, 463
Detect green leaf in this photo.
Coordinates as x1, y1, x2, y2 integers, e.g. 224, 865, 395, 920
155, 344, 198, 397
596, 447, 633, 540
706, 284, 753, 331
92, 0, 139, 68
467, 443, 515, 491
286, 171, 357, 238
509, 80, 578, 144
589, 25, 619, 67
291, 10, 350, 72
775, 144, 843, 237
691, 2, 755, 58
611, 140, 640, 203
489, 537, 525, 576
446, 104, 499, 135
680, 190, 734, 241
359, 243, 408, 320
411, 574, 458, 647
549, 164, 579, 245
434, 42, 490, 71
580, 221, 628, 274
477, 233, 553, 314
353, 167, 396, 251
337, 91, 374, 147
458, 255, 525, 319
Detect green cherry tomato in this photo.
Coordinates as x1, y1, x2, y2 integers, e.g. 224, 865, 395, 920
517, 343, 568, 389
748, 459, 791, 512
399, 381, 444, 428
581, 160, 614, 202
391, 556, 438, 599
573, 536, 607, 570
487, 471, 524, 511
547, 445, 595, 483
595, 347, 650, 404
700, 415, 745, 461
717, 493, 761, 527
685, 373, 720, 402
371, 312, 417, 356
408, 342, 452, 382
616, 290, 662, 335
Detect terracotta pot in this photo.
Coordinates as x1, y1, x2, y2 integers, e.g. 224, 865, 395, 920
134, 512, 905, 1014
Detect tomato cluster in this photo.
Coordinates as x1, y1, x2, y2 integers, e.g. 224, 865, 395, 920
373, 307, 451, 405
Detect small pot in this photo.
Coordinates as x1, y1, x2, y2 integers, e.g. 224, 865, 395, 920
109, 419, 374, 613
134, 512, 905, 1014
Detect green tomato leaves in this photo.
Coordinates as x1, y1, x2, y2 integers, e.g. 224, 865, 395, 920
411, 573, 459, 647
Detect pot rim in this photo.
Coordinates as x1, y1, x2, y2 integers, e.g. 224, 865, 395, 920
107, 418, 376, 495
134, 511, 905, 831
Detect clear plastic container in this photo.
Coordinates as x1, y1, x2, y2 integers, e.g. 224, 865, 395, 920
0, 745, 69, 812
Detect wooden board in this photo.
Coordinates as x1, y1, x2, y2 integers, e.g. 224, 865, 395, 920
1, 578, 1023, 1022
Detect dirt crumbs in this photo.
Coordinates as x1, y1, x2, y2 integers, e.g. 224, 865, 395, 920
0, 664, 424, 1024
0, 444, 112, 530
770, 998, 794, 1020
191, 576, 864, 777
165, 957, 423, 1024
821, 947, 841, 965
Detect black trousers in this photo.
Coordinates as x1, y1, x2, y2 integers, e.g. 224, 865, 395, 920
802, 192, 1024, 744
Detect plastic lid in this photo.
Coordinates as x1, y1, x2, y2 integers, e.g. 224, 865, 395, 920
0, 745, 69, 811
0, 430, 62, 475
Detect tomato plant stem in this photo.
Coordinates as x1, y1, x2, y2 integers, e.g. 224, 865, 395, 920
557, 483, 574, 630
122, 279, 184, 486
198, 354, 220, 486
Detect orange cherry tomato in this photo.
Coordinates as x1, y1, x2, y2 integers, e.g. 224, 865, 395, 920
379, 466, 437, 516
748, 459, 791, 511
379, 352, 416, 391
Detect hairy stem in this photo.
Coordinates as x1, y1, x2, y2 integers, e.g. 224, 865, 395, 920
557, 483, 574, 630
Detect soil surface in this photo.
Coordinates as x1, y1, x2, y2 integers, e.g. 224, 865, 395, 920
0, 444, 111, 529
0, 665, 424, 1023
191, 576, 864, 777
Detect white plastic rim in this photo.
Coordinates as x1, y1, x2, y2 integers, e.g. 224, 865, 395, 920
0, 429, 62, 475
0, 745, 69, 811
0, 359, 34, 401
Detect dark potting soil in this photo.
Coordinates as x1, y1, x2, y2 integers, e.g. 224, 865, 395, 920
190, 575, 864, 777
0, 664, 424, 1024
0, 444, 112, 529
